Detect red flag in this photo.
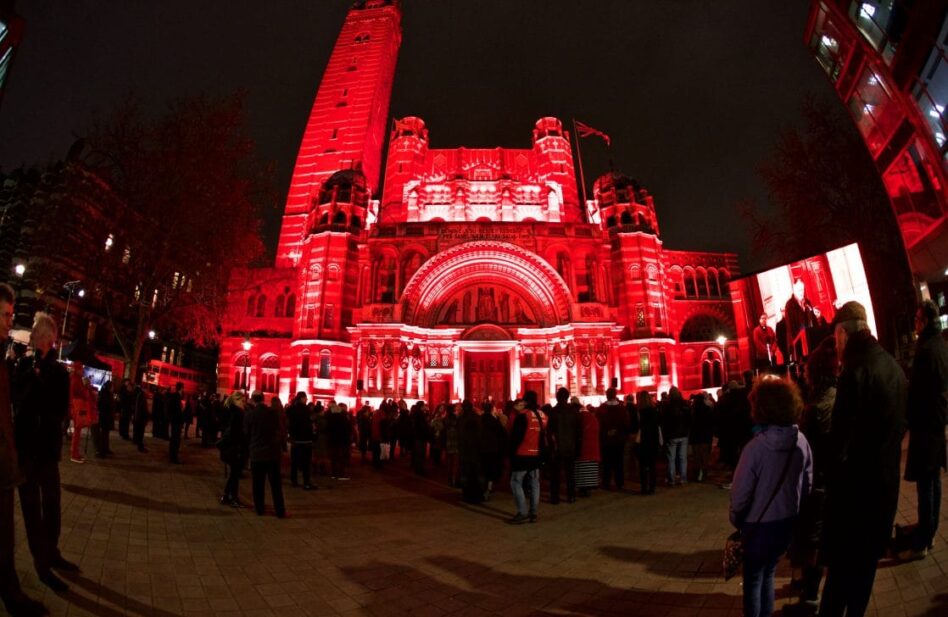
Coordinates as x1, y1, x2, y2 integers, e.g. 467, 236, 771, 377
574, 120, 611, 147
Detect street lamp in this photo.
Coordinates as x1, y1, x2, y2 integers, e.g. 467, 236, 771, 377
242, 338, 252, 392
715, 335, 728, 386
59, 281, 85, 360
13, 264, 25, 277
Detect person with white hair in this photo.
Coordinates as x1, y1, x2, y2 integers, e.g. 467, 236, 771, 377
13, 312, 77, 593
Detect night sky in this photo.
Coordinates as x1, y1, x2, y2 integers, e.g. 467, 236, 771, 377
0, 1, 841, 273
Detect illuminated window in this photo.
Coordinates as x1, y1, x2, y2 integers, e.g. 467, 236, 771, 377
318, 350, 331, 379
122, 246, 131, 264
635, 304, 646, 328
104, 233, 114, 251
638, 349, 651, 376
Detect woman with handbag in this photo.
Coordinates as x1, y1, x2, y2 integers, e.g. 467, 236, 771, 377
728, 377, 813, 617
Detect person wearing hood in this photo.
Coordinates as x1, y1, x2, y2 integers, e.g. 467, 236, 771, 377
660, 386, 690, 486
598, 388, 630, 490
900, 299, 948, 562
730, 377, 812, 617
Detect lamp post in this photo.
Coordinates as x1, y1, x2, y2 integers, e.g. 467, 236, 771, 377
242, 338, 252, 392
59, 281, 84, 361
715, 335, 728, 386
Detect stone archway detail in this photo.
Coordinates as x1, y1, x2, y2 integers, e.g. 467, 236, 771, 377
401, 241, 573, 328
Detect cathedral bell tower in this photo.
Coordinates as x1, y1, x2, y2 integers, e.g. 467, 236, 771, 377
276, 0, 402, 268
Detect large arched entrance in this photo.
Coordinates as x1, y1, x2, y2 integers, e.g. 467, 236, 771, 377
461, 324, 513, 405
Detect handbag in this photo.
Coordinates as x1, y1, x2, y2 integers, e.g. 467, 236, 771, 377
723, 447, 795, 580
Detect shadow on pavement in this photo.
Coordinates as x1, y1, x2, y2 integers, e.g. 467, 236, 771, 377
340, 554, 739, 616
62, 484, 233, 517
598, 545, 723, 579
61, 573, 183, 617
374, 464, 513, 522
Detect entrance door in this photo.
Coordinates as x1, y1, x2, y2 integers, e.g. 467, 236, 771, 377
522, 379, 546, 406
465, 352, 508, 405
428, 379, 451, 409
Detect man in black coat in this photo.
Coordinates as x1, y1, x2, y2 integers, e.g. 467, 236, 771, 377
286, 392, 313, 488
820, 302, 906, 617
547, 387, 580, 504
166, 382, 184, 463
13, 312, 77, 593
900, 300, 948, 561
598, 388, 630, 490
95, 380, 114, 457
131, 385, 149, 452
0, 285, 47, 616
117, 378, 133, 440
244, 391, 286, 517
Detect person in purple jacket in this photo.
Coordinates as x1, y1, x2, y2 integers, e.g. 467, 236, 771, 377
730, 376, 813, 617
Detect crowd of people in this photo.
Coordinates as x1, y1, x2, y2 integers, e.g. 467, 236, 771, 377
0, 279, 945, 617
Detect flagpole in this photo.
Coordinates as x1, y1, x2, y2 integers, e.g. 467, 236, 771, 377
571, 118, 589, 215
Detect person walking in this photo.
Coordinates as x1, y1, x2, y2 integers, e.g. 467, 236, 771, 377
244, 391, 286, 517
598, 387, 630, 490
899, 299, 948, 562
217, 392, 248, 507
636, 391, 661, 495
819, 302, 906, 617
660, 386, 690, 485
507, 391, 545, 524
690, 392, 714, 482
286, 392, 314, 489
548, 387, 580, 504
131, 384, 149, 453
13, 313, 78, 593
730, 377, 813, 617
0, 284, 47, 617
480, 403, 507, 501
166, 382, 184, 464
95, 380, 114, 457
67, 363, 94, 464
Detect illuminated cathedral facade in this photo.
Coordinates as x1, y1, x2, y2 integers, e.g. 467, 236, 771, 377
218, 0, 741, 406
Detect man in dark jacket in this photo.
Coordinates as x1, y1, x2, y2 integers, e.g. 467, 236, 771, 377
0, 286, 47, 616
243, 391, 286, 517
13, 312, 77, 593
166, 382, 184, 463
95, 380, 114, 457
508, 391, 545, 524
131, 385, 149, 452
548, 387, 580, 504
117, 379, 133, 440
286, 392, 313, 489
820, 302, 906, 617
899, 300, 948, 561
326, 403, 352, 480
598, 387, 630, 490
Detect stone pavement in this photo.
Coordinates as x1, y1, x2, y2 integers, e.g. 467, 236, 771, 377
6, 435, 948, 617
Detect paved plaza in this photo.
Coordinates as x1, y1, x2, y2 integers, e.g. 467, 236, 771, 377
6, 436, 948, 617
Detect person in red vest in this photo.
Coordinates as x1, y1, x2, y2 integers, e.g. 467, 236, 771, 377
507, 390, 546, 524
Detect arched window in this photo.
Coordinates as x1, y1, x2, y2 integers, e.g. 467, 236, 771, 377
246, 295, 256, 316
696, 268, 710, 297
233, 353, 250, 390
701, 351, 724, 388
355, 32, 371, 44
620, 210, 633, 225
659, 348, 669, 375
274, 295, 285, 318
679, 313, 736, 343
319, 212, 330, 225
260, 355, 280, 392
630, 265, 642, 281
284, 293, 296, 317
255, 295, 267, 317
606, 215, 617, 228
684, 269, 697, 298
318, 350, 331, 379
300, 351, 310, 379
334, 210, 348, 224
351, 215, 361, 228
708, 268, 720, 296
639, 348, 651, 376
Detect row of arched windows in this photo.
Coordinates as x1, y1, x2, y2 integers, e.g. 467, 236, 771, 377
671, 267, 730, 299
245, 291, 297, 318
230, 351, 331, 391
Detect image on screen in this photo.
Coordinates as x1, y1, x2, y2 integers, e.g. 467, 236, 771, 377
731, 243, 876, 371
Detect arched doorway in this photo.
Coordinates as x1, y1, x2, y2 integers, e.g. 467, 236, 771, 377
462, 324, 512, 406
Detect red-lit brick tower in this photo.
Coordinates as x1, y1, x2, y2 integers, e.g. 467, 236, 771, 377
276, 0, 401, 268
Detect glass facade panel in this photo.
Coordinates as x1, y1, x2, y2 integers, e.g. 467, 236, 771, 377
848, 66, 903, 154
884, 139, 946, 241
811, 5, 855, 81
848, 1, 898, 62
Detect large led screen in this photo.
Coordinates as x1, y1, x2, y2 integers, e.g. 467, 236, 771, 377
732, 243, 876, 369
